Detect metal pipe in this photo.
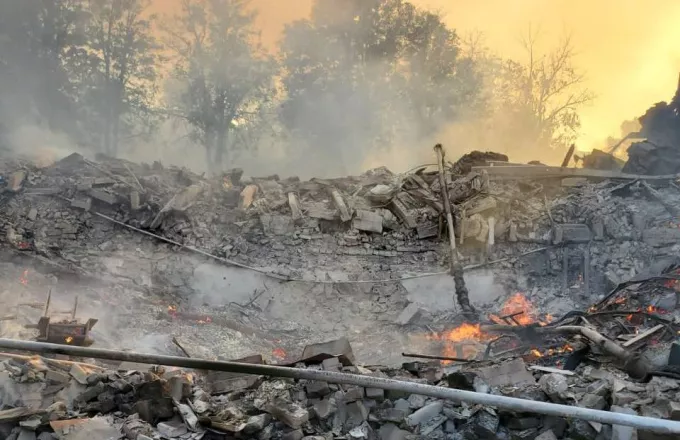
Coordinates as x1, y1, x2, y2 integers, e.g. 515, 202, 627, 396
0, 339, 679, 434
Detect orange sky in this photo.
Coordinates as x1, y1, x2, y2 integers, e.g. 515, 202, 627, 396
152, 0, 680, 151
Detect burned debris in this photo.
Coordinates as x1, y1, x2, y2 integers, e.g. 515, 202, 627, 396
3, 79, 680, 438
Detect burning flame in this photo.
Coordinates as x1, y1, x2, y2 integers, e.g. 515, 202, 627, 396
272, 347, 286, 360
196, 316, 212, 324
530, 344, 574, 358
168, 305, 178, 318
19, 270, 29, 286
430, 293, 562, 362
64, 336, 73, 344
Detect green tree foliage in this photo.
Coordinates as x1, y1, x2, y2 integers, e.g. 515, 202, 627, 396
279, 0, 484, 173
163, 0, 277, 171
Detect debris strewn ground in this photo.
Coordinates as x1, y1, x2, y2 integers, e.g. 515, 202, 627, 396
2, 83, 680, 438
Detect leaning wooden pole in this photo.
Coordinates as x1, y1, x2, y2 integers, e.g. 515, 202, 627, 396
434, 144, 475, 316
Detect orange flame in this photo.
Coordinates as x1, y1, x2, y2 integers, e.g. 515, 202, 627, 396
168, 305, 178, 318
64, 336, 73, 344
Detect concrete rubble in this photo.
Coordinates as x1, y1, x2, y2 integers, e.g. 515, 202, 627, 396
0, 337, 677, 440
3, 81, 680, 439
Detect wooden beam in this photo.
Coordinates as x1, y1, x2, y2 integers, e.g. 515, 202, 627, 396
472, 165, 680, 181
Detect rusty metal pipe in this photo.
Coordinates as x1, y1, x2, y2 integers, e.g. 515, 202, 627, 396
0, 338, 678, 434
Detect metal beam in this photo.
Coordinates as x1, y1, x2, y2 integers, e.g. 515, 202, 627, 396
0, 338, 678, 434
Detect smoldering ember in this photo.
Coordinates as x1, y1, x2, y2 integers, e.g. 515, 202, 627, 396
3, 92, 680, 440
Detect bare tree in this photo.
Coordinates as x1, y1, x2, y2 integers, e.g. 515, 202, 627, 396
83, 0, 160, 156
498, 29, 594, 153
162, 0, 276, 172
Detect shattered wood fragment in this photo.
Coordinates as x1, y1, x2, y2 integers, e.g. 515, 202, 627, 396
239, 184, 258, 209
287, 192, 303, 223
8, 170, 26, 192
390, 198, 417, 229
465, 197, 497, 216
329, 188, 352, 222
621, 324, 664, 348
408, 188, 443, 213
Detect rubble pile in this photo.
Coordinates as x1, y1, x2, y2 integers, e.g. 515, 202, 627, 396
1, 335, 680, 440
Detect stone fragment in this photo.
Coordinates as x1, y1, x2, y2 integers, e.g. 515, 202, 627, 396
17, 429, 37, 440
352, 209, 383, 233
261, 214, 294, 236
176, 402, 199, 430
345, 401, 369, 429
507, 417, 541, 430
301, 337, 355, 364
378, 423, 410, 440
281, 429, 304, 440
405, 401, 443, 427
131, 398, 174, 423
312, 398, 337, 420
343, 386, 364, 402
157, 420, 188, 438
374, 407, 408, 424
44, 369, 69, 384
243, 414, 271, 434
167, 376, 191, 401
321, 357, 341, 371
27, 208, 37, 221
394, 303, 423, 326
407, 394, 427, 409
669, 401, 680, 421
69, 364, 90, 385
89, 189, 117, 205
568, 419, 597, 440
579, 393, 607, 410
306, 380, 330, 398
130, 191, 140, 210
71, 198, 92, 211
365, 387, 384, 401
539, 373, 569, 402
348, 421, 374, 439
265, 400, 309, 429
474, 358, 535, 388
534, 430, 558, 440
610, 405, 637, 440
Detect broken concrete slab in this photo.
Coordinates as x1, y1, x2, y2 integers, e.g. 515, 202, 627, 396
301, 337, 355, 365
70, 198, 92, 211
88, 189, 117, 205
261, 214, 294, 236
352, 209, 383, 233
394, 303, 423, 326
473, 358, 536, 388
552, 223, 592, 244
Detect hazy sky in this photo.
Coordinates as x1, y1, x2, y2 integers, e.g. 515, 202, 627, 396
152, 0, 680, 150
